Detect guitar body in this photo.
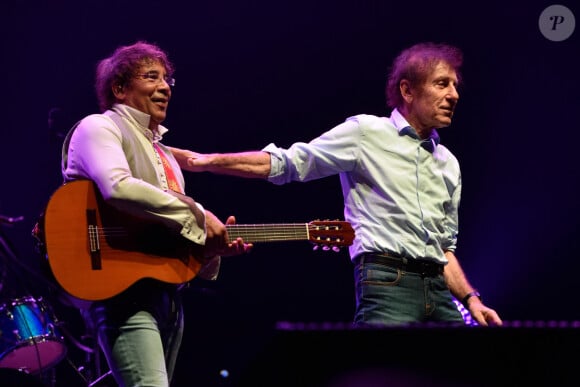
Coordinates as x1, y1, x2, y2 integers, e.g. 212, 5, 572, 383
41, 180, 354, 303
43, 180, 201, 302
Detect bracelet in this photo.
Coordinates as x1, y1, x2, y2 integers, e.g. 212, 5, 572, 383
461, 291, 482, 307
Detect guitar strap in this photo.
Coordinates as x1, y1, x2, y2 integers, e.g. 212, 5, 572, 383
152, 142, 184, 194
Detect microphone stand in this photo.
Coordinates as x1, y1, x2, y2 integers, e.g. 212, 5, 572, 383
0, 214, 61, 297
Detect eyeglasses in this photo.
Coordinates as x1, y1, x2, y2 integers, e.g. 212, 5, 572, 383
135, 71, 175, 87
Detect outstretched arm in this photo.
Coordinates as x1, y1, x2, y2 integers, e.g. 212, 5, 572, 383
443, 250, 503, 326
169, 147, 271, 179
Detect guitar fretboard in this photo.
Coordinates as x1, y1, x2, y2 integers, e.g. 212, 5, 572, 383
226, 223, 309, 242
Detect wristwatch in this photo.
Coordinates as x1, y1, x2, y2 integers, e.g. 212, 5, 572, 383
461, 291, 482, 308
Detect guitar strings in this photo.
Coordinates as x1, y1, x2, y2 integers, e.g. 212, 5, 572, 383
88, 223, 348, 244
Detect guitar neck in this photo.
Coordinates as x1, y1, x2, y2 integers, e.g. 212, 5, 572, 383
226, 223, 309, 243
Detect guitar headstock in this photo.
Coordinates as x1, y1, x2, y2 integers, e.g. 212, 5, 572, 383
308, 220, 355, 251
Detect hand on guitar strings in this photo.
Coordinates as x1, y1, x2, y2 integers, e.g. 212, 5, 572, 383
203, 213, 253, 258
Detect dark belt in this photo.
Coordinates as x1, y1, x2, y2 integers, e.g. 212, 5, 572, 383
356, 252, 443, 277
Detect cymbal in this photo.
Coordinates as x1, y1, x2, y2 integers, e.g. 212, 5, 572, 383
0, 214, 24, 225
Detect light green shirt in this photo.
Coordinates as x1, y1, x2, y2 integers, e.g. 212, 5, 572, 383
265, 109, 460, 264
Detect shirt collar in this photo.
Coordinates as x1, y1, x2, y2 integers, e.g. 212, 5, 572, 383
390, 108, 440, 153
111, 103, 169, 142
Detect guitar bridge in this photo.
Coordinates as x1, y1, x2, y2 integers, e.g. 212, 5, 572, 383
87, 209, 102, 270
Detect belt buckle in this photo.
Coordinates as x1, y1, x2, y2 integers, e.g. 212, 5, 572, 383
418, 262, 429, 277
417, 261, 434, 277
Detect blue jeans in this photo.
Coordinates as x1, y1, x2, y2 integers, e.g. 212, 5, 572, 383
85, 281, 184, 387
353, 257, 465, 325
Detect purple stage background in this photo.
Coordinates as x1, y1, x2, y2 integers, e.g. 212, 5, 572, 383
0, 1, 578, 386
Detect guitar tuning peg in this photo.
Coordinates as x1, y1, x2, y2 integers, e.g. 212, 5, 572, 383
322, 245, 330, 251
332, 246, 340, 252
312, 245, 319, 251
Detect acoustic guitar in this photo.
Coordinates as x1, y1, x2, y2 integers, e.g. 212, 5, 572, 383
40, 180, 354, 302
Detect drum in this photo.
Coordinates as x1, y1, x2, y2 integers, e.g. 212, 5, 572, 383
0, 296, 66, 374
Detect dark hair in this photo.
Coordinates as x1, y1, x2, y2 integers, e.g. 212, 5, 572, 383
95, 41, 175, 112
386, 42, 463, 109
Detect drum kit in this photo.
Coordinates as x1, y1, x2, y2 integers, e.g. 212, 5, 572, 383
0, 214, 111, 386
0, 296, 65, 375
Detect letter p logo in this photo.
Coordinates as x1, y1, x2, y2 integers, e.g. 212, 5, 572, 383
539, 5, 575, 41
